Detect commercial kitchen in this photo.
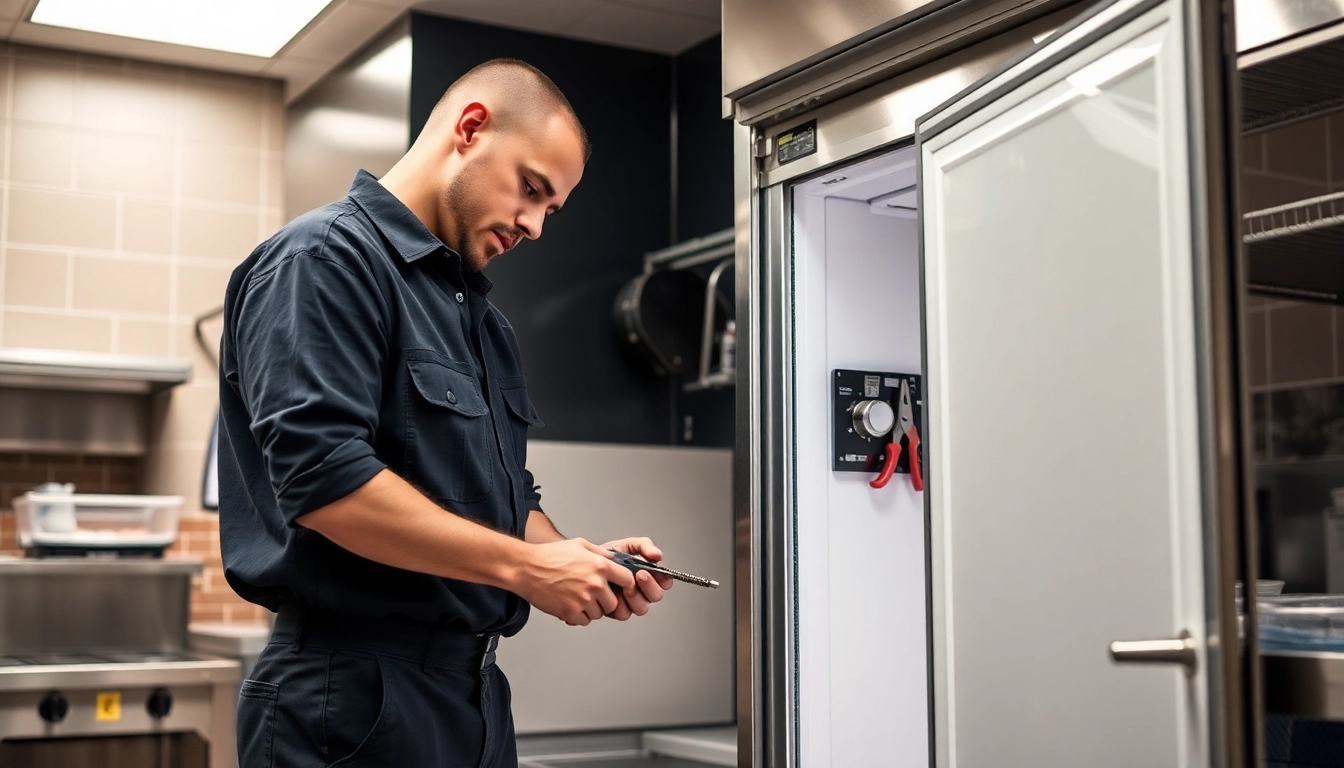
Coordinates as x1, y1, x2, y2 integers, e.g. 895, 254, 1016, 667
0, 0, 1342, 765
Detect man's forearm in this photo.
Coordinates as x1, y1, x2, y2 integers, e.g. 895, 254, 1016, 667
297, 469, 531, 591
525, 509, 565, 544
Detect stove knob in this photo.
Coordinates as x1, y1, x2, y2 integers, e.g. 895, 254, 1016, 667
38, 692, 68, 723
146, 688, 173, 719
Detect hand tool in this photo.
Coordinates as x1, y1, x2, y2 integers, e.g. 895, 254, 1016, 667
608, 549, 720, 589
870, 378, 924, 491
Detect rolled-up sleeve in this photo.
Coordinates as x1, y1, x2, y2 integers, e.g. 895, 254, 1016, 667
523, 468, 542, 512
233, 249, 388, 524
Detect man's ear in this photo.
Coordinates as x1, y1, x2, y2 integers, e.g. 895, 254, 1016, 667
452, 102, 490, 153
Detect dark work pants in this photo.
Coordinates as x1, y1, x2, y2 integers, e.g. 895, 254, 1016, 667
236, 609, 516, 768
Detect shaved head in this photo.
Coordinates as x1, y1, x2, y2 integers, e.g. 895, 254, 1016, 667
380, 58, 588, 274
428, 59, 590, 162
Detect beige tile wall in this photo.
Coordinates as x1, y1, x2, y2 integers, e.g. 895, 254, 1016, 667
0, 41, 283, 504
0, 42, 285, 624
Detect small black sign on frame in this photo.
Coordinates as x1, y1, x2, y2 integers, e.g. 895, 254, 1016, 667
776, 120, 818, 165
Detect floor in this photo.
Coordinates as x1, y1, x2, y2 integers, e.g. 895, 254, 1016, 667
516, 726, 734, 768
520, 758, 720, 768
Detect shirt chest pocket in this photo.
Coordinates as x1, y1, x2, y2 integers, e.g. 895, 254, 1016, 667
405, 355, 494, 504
499, 376, 544, 469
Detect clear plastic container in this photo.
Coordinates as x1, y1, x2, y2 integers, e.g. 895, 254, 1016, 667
1235, 579, 1287, 619
13, 492, 183, 554
1258, 594, 1344, 652
1236, 579, 1286, 603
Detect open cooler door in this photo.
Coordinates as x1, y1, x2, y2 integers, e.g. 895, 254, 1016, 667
917, 0, 1253, 766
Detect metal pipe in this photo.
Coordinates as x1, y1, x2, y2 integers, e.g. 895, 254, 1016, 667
644, 228, 735, 272
665, 244, 738, 272
698, 259, 735, 383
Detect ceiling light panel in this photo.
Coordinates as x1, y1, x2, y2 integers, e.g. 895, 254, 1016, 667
29, 0, 336, 58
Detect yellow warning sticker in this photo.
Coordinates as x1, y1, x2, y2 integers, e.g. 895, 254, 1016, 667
96, 692, 122, 722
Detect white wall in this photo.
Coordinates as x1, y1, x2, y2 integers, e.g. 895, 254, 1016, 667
793, 188, 927, 767
497, 440, 735, 733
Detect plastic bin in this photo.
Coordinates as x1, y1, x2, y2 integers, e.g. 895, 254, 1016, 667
13, 492, 183, 555
1259, 594, 1344, 652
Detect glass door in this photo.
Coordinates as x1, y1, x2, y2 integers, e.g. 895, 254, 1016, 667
917, 0, 1251, 765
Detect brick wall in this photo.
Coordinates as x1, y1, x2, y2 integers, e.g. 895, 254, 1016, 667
0, 452, 140, 554
170, 514, 270, 624
0, 452, 140, 510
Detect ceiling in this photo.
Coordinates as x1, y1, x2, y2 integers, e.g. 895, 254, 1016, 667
0, 0, 720, 101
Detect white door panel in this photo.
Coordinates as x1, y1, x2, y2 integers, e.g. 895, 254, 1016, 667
919, 0, 1239, 765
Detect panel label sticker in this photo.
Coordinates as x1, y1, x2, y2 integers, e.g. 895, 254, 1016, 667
776, 120, 817, 165
863, 375, 881, 398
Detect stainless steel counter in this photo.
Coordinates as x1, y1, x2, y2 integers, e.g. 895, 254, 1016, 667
0, 556, 203, 576
0, 557, 202, 654
0, 555, 235, 765
0, 655, 239, 692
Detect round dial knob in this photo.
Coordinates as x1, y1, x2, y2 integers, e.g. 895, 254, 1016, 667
38, 692, 69, 723
146, 688, 173, 719
852, 399, 895, 440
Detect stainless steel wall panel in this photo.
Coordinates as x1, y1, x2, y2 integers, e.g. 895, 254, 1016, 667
0, 389, 148, 456
729, 0, 1083, 125
285, 20, 410, 221
723, 0, 955, 97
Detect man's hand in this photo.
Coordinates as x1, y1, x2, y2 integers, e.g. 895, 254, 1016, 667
513, 538, 636, 627
601, 537, 673, 621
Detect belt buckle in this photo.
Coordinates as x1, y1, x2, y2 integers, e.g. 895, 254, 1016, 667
481, 634, 499, 669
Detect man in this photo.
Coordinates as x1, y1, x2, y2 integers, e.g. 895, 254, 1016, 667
218, 59, 672, 768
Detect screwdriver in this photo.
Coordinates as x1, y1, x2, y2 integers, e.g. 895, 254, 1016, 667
608, 549, 720, 589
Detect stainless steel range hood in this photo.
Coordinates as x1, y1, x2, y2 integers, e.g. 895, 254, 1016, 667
0, 349, 192, 456
0, 349, 191, 395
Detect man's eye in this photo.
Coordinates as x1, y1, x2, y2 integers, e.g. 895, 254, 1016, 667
524, 181, 537, 198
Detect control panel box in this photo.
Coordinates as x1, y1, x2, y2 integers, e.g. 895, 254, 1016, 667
832, 369, 922, 474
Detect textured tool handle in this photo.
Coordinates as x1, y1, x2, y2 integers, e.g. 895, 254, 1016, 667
608, 550, 720, 589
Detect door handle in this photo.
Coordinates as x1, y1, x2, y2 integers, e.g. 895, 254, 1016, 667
1109, 630, 1197, 674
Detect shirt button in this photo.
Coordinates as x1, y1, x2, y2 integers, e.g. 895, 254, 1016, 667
455, 292, 465, 304
445, 390, 457, 404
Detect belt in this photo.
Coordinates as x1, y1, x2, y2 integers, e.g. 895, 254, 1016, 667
272, 606, 500, 670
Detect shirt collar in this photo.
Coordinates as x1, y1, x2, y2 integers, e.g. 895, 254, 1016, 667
467, 271, 494, 295
347, 169, 448, 265
347, 170, 494, 296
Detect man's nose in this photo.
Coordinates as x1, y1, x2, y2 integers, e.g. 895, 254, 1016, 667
517, 209, 543, 241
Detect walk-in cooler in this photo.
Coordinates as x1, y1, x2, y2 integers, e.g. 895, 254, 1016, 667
726, 0, 1344, 765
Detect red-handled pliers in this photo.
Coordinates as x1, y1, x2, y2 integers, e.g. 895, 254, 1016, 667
870, 378, 923, 491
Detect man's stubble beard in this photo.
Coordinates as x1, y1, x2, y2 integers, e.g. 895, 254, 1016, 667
444, 157, 492, 273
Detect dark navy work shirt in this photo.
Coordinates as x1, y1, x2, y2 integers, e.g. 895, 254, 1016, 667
218, 170, 545, 636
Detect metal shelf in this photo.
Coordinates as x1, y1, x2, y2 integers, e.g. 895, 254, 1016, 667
1245, 192, 1344, 243
1242, 31, 1344, 133
1263, 651, 1344, 721
1243, 192, 1344, 304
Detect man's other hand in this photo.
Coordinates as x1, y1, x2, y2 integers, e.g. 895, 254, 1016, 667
516, 538, 636, 626
600, 537, 673, 621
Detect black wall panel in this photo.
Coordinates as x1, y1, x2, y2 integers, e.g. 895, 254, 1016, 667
673, 36, 735, 448
410, 18, 733, 447
411, 14, 675, 444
